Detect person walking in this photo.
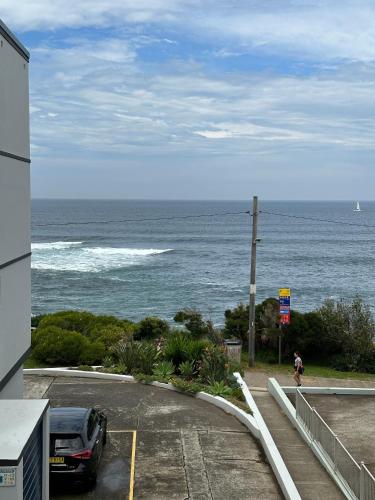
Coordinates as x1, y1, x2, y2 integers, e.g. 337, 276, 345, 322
293, 351, 303, 386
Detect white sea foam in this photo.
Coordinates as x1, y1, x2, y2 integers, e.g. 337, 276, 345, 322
87, 247, 172, 257
31, 241, 83, 251
31, 244, 173, 272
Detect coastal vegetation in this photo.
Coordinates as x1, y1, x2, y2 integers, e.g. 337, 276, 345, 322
225, 296, 375, 373
29, 297, 375, 382
29, 309, 245, 405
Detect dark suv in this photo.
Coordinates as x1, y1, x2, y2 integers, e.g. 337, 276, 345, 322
49, 407, 107, 486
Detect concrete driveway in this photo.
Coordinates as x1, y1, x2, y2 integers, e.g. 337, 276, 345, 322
25, 375, 282, 500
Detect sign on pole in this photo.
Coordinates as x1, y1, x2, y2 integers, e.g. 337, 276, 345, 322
279, 288, 291, 325
278, 288, 291, 364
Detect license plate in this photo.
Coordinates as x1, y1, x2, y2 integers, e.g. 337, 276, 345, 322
49, 457, 65, 464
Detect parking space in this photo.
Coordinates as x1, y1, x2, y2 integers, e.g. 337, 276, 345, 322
25, 375, 282, 499
50, 430, 135, 499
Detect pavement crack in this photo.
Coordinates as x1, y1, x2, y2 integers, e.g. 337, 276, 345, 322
197, 431, 213, 500
180, 429, 191, 500
42, 376, 55, 398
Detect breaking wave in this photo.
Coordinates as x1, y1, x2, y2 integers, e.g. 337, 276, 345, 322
31, 241, 83, 251
31, 242, 173, 272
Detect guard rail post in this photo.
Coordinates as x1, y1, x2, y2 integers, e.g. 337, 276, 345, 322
360, 462, 364, 500
333, 435, 338, 472
311, 407, 316, 441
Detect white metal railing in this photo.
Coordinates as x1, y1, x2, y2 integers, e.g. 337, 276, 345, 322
360, 463, 375, 500
295, 390, 375, 500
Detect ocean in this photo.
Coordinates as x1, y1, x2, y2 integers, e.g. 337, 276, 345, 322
31, 200, 375, 325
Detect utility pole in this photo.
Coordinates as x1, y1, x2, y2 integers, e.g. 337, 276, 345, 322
248, 196, 259, 367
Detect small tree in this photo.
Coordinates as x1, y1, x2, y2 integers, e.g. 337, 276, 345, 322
174, 309, 213, 339
224, 303, 249, 345
135, 316, 169, 340
96, 325, 133, 349
318, 297, 375, 371
32, 326, 97, 365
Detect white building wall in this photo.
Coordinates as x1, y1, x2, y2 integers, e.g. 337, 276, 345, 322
0, 25, 29, 158
0, 368, 23, 399
0, 21, 30, 398
0, 259, 31, 385
0, 156, 30, 265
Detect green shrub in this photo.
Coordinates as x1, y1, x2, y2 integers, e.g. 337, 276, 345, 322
153, 361, 175, 379
98, 363, 127, 374
230, 386, 245, 402
113, 341, 159, 375
224, 303, 249, 345
77, 365, 93, 371
31, 314, 44, 328
318, 297, 375, 370
112, 342, 139, 373
179, 360, 195, 379
112, 362, 127, 374
135, 317, 169, 340
164, 333, 211, 367
198, 345, 228, 385
37, 310, 135, 343
174, 309, 214, 339
32, 327, 89, 365
80, 340, 106, 365
137, 343, 160, 374
207, 328, 224, 346
164, 332, 191, 366
227, 360, 244, 377
360, 346, 375, 373
95, 325, 133, 349
134, 373, 158, 383
170, 378, 205, 394
224, 395, 252, 414
186, 339, 211, 362
207, 381, 233, 397
38, 311, 97, 335
102, 355, 114, 368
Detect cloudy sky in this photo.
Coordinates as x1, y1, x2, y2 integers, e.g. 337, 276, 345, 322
3, 0, 375, 199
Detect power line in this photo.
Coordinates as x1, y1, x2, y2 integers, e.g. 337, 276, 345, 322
260, 210, 375, 229
32, 206, 375, 229
32, 210, 251, 227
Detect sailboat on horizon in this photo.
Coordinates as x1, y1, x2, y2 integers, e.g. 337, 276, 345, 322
353, 201, 362, 212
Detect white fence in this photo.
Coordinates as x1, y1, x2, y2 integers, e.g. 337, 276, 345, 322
361, 463, 375, 500
295, 390, 375, 500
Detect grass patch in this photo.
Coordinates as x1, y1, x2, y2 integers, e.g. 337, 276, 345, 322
242, 356, 375, 381
23, 356, 50, 368
223, 395, 252, 414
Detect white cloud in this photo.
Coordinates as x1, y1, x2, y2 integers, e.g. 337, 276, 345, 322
202, 4, 375, 62
3, 0, 374, 199
28, 34, 375, 160
4, 1, 375, 62
0, 0, 199, 30
195, 130, 233, 139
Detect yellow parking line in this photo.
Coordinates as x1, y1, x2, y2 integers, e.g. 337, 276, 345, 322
129, 430, 137, 500
107, 429, 134, 433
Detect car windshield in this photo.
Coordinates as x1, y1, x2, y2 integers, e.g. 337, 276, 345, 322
51, 434, 84, 453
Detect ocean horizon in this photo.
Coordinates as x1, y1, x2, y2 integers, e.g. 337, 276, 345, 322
31, 199, 375, 324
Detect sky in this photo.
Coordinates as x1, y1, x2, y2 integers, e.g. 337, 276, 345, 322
2, 0, 375, 200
